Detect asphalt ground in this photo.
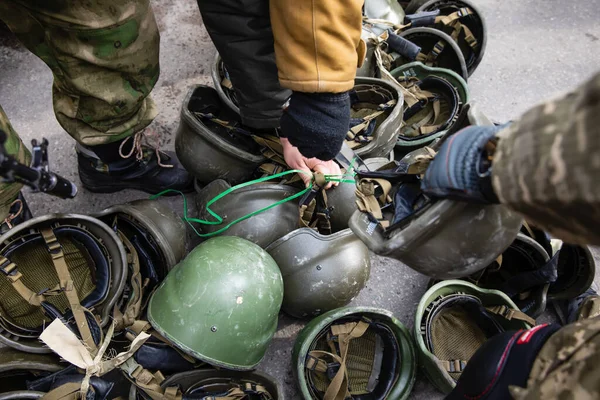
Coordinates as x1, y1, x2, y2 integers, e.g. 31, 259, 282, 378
1, 0, 599, 398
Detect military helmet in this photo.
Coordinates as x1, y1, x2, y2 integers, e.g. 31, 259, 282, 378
363, 0, 406, 36
93, 199, 187, 285
293, 307, 416, 400
398, 27, 468, 80
0, 347, 63, 394
135, 369, 284, 400
327, 157, 392, 233
175, 85, 268, 185
195, 179, 300, 248
548, 241, 595, 301
410, 0, 487, 75
265, 228, 371, 318
391, 62, 469, 153
415, 280, 534, 394
349, 104, 523, 279
438, 233, 555, 319
212, 54, 240, 115
148, 237, 283, 370
0, 214, 127, 353
347, 77, 404, 159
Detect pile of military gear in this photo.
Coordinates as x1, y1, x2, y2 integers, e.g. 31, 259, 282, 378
2, 1, 596, 399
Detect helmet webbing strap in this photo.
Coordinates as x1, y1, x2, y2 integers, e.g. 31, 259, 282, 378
113, 232, 143, 331
40, 382, 82, 400
434, 8, 479, 52
346, 99, 397, 149
41, 228, 98, 355
306, 320, 370, 400
485, 305, 536, 326
355, 178, 393, 228
0, 255, 50, 306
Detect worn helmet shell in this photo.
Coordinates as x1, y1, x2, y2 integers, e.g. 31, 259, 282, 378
175, 85, 267, 185
413, 0, 487, 75
152, 369, 284, 400
0, 348, 63, 394
148, 237, 283, 370
415, 280, 532, 394
0, 393, 44, 400
195, 180, 300, 248
293, 306, 416, 400
0, 214, 127, 353
347, 77, 404, 159
364, 0, 406, 35
328, 157, 393, 233
93, 199, 187, 276
399, 27, 468, 80
391, 62, 469, 151
265, 228, 371, 318
349, 195, 522, 279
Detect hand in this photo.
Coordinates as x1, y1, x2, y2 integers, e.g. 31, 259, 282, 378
421, 126, 501, 203
280, 137, 341, 189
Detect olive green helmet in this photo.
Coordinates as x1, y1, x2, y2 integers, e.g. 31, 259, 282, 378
148, 236, 283, 370
93, 199, 187, 281
0, 347, 63, 394
409, 0, 487, 75
347, 77, 404, 159
0, 214, 127, 353
175, 85, 268, 185
397, 27, 468, 80
195, 180, 300, 248
391, 62, 469, 153
131, 369, 284, 400
293, 307, 416, 400
265, 228, 371, 318
415, 280, 534, 394
328, 157, 393, 233
349, 104, 523, 279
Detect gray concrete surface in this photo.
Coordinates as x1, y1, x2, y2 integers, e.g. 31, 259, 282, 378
1, 0, 599, 398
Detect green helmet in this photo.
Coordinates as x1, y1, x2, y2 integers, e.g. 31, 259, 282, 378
195, 180, 300, 248
410, 0, 487, 75
415, 280, 534, 394
175, 85, 268, 185
349, 104, 523, 279
136, 369, 284, 400
293, 307, 416, 400
0, 347, 62, 394
265, 228, 371, 318
346, 77, 404, 159
148, 237, 283, 370
391, 62, 469, 153
212, 54, 240, 115
93, 199, 187, 283
328, 157, 393, 233
0, 214, 127, 353
398, 27, 468, 80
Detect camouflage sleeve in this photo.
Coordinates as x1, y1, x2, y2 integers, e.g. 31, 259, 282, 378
492, 71, 600, 245
0, 0, 160, 146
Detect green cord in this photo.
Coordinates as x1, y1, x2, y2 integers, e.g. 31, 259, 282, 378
151, 165, 360, 238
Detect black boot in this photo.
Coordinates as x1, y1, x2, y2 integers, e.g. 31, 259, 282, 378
1, 192, 33, 233
77, 134, 193, 195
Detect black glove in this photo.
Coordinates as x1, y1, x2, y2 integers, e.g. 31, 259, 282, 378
280, 91, 350, 160
421, 125, 502, 203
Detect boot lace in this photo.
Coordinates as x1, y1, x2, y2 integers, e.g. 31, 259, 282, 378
118, 130, 173, 168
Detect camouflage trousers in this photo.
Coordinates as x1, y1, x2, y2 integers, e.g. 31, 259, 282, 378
511, 296, 600, 399
0, 0, 160, 217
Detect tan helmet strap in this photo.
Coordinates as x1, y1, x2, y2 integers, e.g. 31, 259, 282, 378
41, 227, 98, 355
40, 382, 82, 400
486, 305, 536, 326
113, 232, 143, 331
0, 255, 49, 306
